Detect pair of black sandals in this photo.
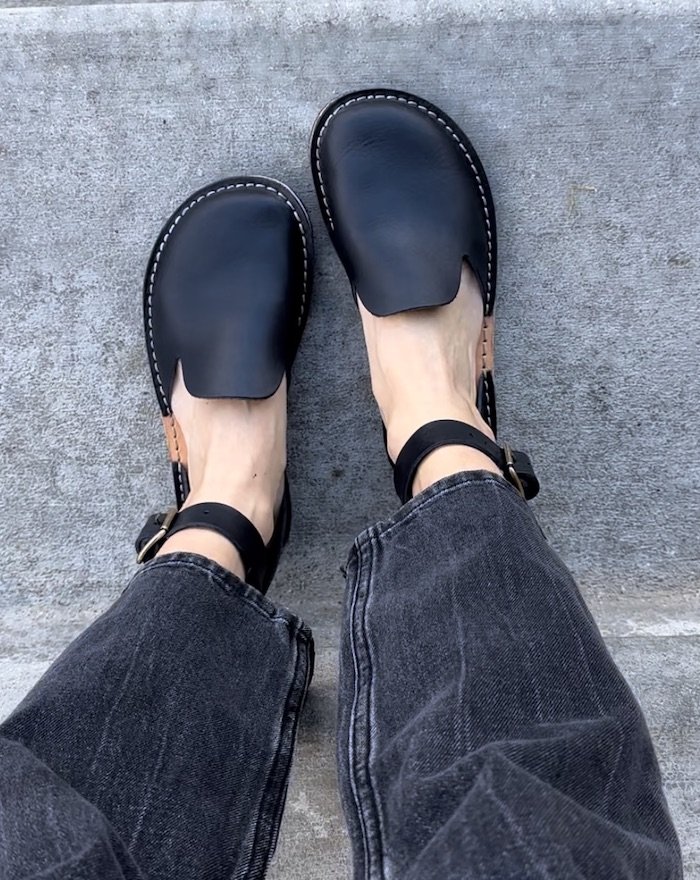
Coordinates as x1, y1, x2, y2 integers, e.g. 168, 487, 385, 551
135, 89, 540, 593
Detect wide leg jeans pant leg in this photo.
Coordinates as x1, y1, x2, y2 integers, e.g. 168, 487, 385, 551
0, 553, 314, 880
338, 472, 683, 880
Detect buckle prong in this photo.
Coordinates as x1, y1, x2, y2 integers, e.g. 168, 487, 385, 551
136, 507, 178, 564
502, 443, 526, 499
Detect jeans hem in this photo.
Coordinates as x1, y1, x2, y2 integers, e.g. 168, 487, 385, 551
128, 552, 312, 643
351, 470, 531, 557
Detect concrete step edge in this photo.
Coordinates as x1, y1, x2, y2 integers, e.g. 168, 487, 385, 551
1, 0, 698, 22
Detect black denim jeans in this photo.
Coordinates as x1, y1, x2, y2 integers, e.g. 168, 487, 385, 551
0, 473, 682, 879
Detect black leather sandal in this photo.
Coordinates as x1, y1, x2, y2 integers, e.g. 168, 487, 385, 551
135, 177, 313, 592
311, 88, 539, 503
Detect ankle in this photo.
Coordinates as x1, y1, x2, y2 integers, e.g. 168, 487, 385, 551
384, 393, 494, 464
411, 445, 503, 496
153, 471, 283, 581
183, 478, 281, 546
384, 390, 504, 497
157, 529, 246, 580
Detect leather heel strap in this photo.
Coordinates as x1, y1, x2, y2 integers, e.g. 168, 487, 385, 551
393, 419, 540, 504
135, 502, 266, 581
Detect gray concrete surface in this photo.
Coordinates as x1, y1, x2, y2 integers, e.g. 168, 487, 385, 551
1, 0, 698, 876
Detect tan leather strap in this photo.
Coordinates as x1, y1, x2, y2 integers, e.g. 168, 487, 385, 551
162, 415, 188, 468
479, 315, 495, 374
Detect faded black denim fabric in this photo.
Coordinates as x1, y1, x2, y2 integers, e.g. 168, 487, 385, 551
0, 553, 313, 880
337, 472, 683, 880
0, 474, 682, 879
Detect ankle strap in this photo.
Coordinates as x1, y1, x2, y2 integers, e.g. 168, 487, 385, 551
393, 419, 540, 504
136, 502, 266, 580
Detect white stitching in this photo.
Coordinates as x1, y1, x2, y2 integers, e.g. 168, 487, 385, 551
314, 93, 495, 429
314, 93, 493, 310
481, 319, 493, 426
146, 182, 309, 500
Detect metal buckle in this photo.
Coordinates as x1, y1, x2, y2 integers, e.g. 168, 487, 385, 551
136, 507, 178, 564
502, 443, 526, 499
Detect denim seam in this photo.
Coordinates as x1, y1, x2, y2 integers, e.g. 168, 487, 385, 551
267, 631, 315, 849
234, 619, 313, 880
365, 534, 391, 876
346, 540, 372, 878
347, 536, 385, 880
355, 474, 533, 553
127, 556, 311, 641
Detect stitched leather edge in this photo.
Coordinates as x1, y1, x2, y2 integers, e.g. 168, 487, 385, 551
145, 182, 310, 501
313, 92, 496, 430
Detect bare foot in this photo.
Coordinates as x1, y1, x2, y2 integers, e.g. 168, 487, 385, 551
359, 262, 502, 497
156, 364, 286, 579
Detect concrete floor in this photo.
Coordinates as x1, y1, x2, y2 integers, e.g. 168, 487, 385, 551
0, 0, 698, 876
